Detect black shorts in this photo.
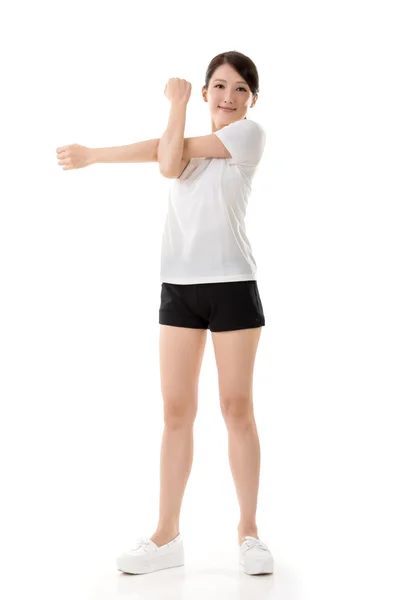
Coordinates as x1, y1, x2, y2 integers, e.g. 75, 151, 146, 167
159, 280, 265, 332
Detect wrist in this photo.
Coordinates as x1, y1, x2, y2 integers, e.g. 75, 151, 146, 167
89, 148, 98, 165
170, 100, 188, 110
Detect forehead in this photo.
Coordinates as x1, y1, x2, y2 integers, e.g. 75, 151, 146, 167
211, 63, 246, 84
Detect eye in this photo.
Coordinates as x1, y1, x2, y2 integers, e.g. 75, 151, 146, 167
214, 84, 247, 92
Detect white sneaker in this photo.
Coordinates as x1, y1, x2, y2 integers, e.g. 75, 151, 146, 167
239, 536, 274, 575
116, 533, 184, 575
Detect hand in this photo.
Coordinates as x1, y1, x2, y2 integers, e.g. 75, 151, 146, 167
56, 144, 94, 170
164, 78, 192, 106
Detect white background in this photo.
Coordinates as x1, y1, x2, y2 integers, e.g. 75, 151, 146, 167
1, 1, 399, 599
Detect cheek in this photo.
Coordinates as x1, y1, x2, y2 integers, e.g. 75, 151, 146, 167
208, 91, 221, 103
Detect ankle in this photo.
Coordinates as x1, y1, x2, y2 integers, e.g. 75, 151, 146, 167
151, 528, 180, 546
238, 524, 258, 544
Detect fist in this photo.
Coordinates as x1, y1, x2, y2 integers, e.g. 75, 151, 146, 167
164, 78, 192, 105
56, 144, 93, 170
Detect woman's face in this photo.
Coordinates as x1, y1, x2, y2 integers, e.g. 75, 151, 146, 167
203, 63, 257, 129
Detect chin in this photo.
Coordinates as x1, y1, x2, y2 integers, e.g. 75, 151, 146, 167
215, 111, 238, 122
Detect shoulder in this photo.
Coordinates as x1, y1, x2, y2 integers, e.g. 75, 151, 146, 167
221, 118, 265, 135
215, 118, 266, 147
213, 118, 266, 167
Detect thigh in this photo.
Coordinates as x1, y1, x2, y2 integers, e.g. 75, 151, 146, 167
159, 324, 207, 417
159, 283, 209, 330
207, 280, 265, 333
211, 327, 262, 405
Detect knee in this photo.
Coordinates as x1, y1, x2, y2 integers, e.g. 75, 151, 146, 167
220, 395, 254, 426
164, 398, 197, 428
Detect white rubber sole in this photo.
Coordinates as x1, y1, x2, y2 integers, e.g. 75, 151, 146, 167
240, 556, 274, 575
117, 547, 184, 575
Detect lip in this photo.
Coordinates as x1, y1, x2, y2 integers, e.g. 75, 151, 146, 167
218, 106, 236, 112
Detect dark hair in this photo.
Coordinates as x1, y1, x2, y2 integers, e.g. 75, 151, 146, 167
204, 50, 260, 96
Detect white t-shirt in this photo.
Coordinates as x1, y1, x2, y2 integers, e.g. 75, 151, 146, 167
160, 117, 266, 284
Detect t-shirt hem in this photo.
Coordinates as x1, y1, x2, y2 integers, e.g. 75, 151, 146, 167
160, 273, 257, 285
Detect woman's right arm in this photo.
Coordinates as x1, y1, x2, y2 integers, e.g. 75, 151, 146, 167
56, 138, 160, 170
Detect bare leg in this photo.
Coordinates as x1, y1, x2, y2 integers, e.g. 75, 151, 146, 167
227, 416, 261, 545
151, 325, 207, 546
211, 327, 263, 546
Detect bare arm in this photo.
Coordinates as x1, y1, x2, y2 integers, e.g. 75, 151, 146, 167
56, 139, 160, 170
56, 131, 230, 175
57, 78, 191, 172
92, 139, 159, 163
157, 79, 191, 176
157, 102, 187, 176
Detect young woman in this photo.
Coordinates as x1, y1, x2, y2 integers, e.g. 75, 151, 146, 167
56, 50, 274, 577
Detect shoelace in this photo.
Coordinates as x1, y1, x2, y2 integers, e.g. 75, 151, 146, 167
243, 538, 269, 552
131, 537, 151, 552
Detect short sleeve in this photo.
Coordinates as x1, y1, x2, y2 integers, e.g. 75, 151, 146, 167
214, 118, 266, 167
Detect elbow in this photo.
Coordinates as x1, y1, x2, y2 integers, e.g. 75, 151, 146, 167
157, 151, 173, 177
159, 164, 174, 178
157, 145, 174, 177
158, 143, 186, 178
158, 162, 179, 179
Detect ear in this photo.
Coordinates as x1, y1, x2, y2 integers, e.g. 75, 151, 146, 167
250, 94, 258, 108
202, 86, 208, 102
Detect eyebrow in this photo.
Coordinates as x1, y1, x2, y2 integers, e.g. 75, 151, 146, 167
213, 78, 248, 85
